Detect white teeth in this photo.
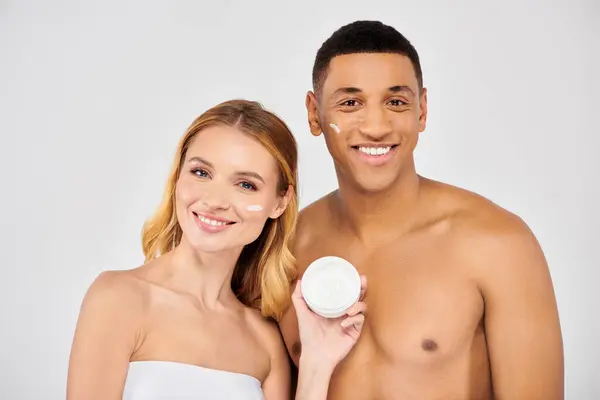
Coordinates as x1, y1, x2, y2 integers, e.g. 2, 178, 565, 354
198, 215, 227, 226
358, 146, 392, 156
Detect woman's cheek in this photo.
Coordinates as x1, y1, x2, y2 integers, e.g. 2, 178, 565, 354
245, 204, 264, 212
237, 199, 269, 219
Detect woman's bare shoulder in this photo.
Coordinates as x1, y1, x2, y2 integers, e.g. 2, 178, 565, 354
244, 307, 288, 356
244, 308, 291, 396
79, 267, 152, 318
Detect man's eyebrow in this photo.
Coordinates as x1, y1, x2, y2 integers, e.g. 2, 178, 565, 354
388, 85, 415, 96
330, 85, 415, 97
187, 156, 265, 184
331, 87, 363, 97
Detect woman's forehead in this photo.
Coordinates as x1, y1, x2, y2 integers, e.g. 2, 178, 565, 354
186, 125, 279, 177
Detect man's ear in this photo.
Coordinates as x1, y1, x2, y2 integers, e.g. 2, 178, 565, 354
418, 87, 428, 133
305, 91, 322, 137
270, 185, 294, 219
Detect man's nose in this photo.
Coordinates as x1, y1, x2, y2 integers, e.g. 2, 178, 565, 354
357, 105, 393, 140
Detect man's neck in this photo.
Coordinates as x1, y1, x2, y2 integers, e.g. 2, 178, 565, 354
334, 165, 422, 247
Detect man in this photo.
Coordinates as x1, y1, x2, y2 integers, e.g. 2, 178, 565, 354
279, 20, 564, 399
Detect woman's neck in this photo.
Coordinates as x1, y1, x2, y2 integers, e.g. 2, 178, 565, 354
165, 240, 243, 309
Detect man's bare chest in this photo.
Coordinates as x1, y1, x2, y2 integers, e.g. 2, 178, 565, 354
297, 236, 484, 363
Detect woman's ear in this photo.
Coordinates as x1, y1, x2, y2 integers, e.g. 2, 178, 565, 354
269, 185, 294, 219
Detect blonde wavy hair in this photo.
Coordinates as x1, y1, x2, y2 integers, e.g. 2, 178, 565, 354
141, 99, 298, 321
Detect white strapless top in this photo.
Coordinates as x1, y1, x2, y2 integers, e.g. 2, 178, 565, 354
122, 361, 264, 400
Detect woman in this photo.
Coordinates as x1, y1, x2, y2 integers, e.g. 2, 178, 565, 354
66, 99, 367, 399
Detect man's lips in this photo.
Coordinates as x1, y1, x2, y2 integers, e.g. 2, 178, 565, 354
351, 143, 399, 156
350, 144, 399, 166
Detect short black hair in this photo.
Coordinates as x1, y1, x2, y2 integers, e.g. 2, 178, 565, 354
312, 20, 423, 95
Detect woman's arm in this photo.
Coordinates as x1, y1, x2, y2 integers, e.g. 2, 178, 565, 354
294, 354, 335, 400
291, 278, 367, 400
261, 321, 291, 400
261, 322, 336, 400
67, 271, 144, 400
263, 278, 367, 400
262, 340, 336, 400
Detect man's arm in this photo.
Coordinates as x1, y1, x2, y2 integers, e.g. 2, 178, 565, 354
279, 283, 301, 367
478, 218, 564, 399
278, 203, 317, 369
277, 197, 332, 394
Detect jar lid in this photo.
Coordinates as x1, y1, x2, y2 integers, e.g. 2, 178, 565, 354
301, 256, 361, 318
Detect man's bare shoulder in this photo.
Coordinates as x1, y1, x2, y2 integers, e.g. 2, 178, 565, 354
430, 179, 545, 277
423, 178, 528, 236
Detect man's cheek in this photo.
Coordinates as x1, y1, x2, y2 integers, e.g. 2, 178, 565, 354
326, 116, 361, 136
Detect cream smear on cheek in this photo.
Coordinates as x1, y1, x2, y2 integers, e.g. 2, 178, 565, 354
330, 115, 365, 135
245, 204, 264, 212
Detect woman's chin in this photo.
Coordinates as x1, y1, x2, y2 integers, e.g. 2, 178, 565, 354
184, 238, 241, 255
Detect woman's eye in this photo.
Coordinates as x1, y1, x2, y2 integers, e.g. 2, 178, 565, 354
239, 181, 257, 191
192, 169, 209, 178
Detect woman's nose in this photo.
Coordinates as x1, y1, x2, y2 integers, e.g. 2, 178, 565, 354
200, 185, 231, 211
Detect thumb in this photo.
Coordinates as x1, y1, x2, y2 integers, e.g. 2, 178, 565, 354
291, 280, 302, 303
291, 280, 309, 313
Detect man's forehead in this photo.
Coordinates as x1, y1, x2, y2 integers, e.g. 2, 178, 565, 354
322, 53, 418, 95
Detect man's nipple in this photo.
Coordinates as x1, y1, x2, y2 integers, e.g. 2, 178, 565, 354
421, 338, 438, 352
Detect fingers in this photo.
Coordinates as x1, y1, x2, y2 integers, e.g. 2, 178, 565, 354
291, 280, 308, 313
359, 275, 367, 301
341, 313, 365, 329
291, 279, 301, 300
345, 301, 367, 317
341, 300, 366, 329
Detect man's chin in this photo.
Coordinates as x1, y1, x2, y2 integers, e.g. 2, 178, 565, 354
350, 176, 399, 194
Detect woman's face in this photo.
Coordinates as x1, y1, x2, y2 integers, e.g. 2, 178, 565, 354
175, 125, 289, 254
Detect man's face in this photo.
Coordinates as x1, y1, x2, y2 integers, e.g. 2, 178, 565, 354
306, 53, 427, 193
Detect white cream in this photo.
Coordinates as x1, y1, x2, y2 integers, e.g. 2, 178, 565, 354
301, 256, 361, 319
246, 204, 263, 212
329, 123, 341, 134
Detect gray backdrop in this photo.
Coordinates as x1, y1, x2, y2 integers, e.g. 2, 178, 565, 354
1, 0, 598, 398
